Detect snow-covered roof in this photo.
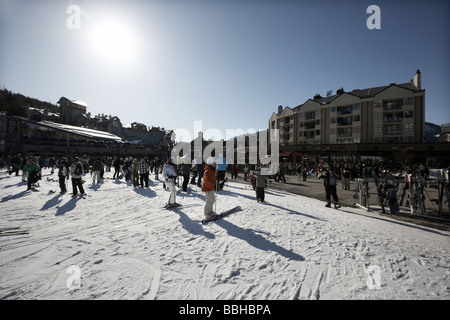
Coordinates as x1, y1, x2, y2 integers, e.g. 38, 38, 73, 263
39, 120, 122, 142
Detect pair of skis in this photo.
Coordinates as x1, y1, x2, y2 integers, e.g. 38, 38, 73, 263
164, 202, 241, 224
0, 226, 29, 236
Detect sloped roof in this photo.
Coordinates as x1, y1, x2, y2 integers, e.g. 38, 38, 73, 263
122, 130, 165, 146
39, 120, 122, 141
296, 82, 423, 109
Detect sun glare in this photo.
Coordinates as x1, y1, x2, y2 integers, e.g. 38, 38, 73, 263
88, 19, 138, 65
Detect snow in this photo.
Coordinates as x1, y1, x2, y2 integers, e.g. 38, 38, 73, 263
1, 168, 449, 300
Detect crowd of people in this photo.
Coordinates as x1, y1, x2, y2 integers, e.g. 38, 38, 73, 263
2, 153, 449, 216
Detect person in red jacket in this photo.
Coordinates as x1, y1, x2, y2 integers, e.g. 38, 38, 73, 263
202, 157, 216, 218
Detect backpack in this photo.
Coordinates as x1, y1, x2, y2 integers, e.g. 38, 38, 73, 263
74, 163, 83, 175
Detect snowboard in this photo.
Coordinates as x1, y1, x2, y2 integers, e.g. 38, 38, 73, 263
201, 206, 241, 224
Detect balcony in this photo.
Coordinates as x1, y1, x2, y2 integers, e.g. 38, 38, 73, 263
383, 100, 403, 111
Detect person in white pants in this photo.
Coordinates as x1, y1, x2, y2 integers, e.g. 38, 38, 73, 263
163, 158, 179, 207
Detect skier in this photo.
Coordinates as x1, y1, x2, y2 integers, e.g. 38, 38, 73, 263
113, 157, 121, 179
138, 157, 150, 188
202, 157, 217, 218
253, 168, 267, 203
8, 154, 22, 176
70, 158, 85, 197
196, 160, 204, 188
91, 157, 104, 184
181, 160, 191, 192
153, 157, 160, 180
216, 154, 227, 190
320, 164, 340, 209
131, 158, 139, 187
163, 158, 179, 208
22, 158, 40, 190
342, 163, 351, 190
58, 157, 69, 194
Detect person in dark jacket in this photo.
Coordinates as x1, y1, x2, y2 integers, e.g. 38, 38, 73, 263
253, 169, 267, 203
70, 158, 85, 197
320, 164, 340, 209
92, 157, 104, 184
58, 157, 69, 194
181, 161, 191, 192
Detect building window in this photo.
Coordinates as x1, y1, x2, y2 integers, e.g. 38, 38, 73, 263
374, 125, 382, 133
331, 106, 336, 113
331, 117, 336, 124
404, 97, 414, 105
354, 114, 360, 122
337, 116, 352, 126
337, 127, 352, 137
353, 103, 360, 110
404, 110, 413, 118
315, 130, 321, 136
384, 124, 402, 135
315, 119, 320, 126
384, 99, 403, 111
374, 113, 382, 121
404, 123, 414, 132
305, 111, 315, 120
374, 100, 382, 108
337, 105, 352, 115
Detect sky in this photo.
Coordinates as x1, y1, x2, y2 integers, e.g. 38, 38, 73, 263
1, 0, 449, 142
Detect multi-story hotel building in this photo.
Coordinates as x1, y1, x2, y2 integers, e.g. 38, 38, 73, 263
267, 70, 450, 165
270, 70, 425, 147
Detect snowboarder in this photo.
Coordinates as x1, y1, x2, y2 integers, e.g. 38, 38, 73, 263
320, 164, 340, 209
202, 157, 217, 218
162, 158, 179, 207
70, 158, 85, 197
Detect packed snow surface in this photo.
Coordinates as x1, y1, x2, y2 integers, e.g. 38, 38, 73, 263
1, 168, 449, 300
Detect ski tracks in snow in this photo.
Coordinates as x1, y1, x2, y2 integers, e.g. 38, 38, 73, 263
1, 169, 449, 299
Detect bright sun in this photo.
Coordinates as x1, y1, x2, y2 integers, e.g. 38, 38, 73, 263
88, 19, 138, 65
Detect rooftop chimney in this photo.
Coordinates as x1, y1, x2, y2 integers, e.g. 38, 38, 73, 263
277, 105, 283, 114
414, 69, 421, 89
